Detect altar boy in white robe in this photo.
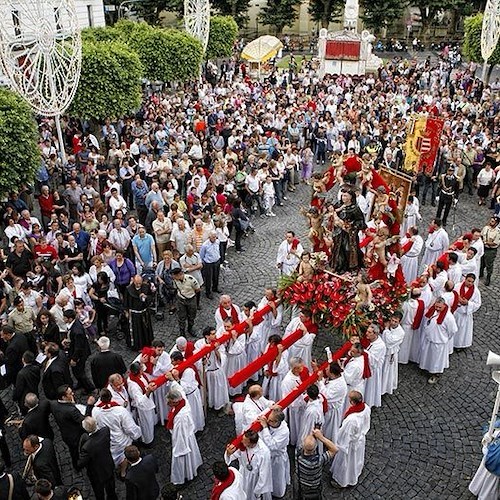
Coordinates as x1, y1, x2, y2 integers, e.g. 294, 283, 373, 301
400, 226, 424, 284
127, 361, 156, 445
194, 326, 230, 414
318, 362, 348, 443
151, 339, 172, 425
242, 301, 264, 367
281, 357, 307, 446
225, 429, 273, 500
330, 390, 371, 488
257, 289, 283, 349
381, 311, 406, 395
399, 288, 425, 364
257, 409, 290, 498
261, 335, 288, 402
165, 382, 202, 485
241, 384, 274, 429
453, 273, 481, 349
298, 384, 326, 448
419, 298, 458, 384
211, 461, 247, 500
284, 310, 316, 370
421, 218, 449, 270
363, 324, 386, 408
169, 351, 205, 433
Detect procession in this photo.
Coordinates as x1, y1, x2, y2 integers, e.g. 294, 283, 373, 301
0, 0, 500, 498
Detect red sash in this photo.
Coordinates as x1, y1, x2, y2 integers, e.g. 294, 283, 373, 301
361, 352, 372, 379
219, 305, 239, 325
412, 299, 425, 330
450, 290, 460, 313
211, 468, 236, 500
128, 373, 148, 393
299, 366, 310, 382
401, 239, 414, 254
165, 398, 186, 430
141, 346, 156, 374
96, 401, 120, 409
425, 304, 449, 325
459, 282, 475, 301
343, 401, 366, 420
291, 238, 300, 251
302, 319, 318, 334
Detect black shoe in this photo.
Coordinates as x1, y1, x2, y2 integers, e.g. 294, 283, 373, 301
485, 276, 491, 286
236, 248, 246, 253
431, 203, 436, 207
421, 201, 426, 206
206, 293, 213, 299
213, 289, 223, 293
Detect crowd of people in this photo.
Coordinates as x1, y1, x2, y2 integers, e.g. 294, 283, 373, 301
0, 44, 498, 500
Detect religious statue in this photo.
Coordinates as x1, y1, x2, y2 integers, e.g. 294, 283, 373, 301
343, 0, 359, 31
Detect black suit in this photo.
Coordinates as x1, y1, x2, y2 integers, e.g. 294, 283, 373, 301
3, 333, 30, 385
19, 399, 54, 441
67, 319, 94, 392
0, 398, 11, 467
125, 455, 160, 500
13, 363, 40, 414
0, 472, 30, 500
41, 353, 72, 400
78, 427, 118, 500
90, 350, 127, 389
30, 438, 63, 486
50, 400, 90, 468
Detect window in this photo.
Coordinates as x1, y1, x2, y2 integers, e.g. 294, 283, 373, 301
87, 5, 93, 27
12, 10, 20, 37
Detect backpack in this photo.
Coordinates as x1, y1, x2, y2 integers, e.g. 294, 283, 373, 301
234, 171, 247, 189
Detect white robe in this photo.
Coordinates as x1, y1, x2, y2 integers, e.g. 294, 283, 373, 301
219, 329, 247, 396
257, 297, 283, 350
330, 405, 371, 487
178, 367, 205, 432
169, 401, 202, 484
343, 356, 366, 396
241, 395, 274, 429
107, 384, 132, 413
419, 310, 458, 374
401, 235, 423, 284
93, 405, 142, 465
259, 423, 290, 498
318, 376, 348, 443
284, 317, 315, 369
399, 299, 423, 364
381, 325, 406, 395
471, 238, 485, 268
219, 467, 247, 500
420, 285, 434, 308
458, 253, 479, 283
428, 270, 448, 299
447, 263, 463, 286
127, 375, 156, 445
298, 398, 325, 447
244, 311, 264, 367
453, 283, 481, 348
261, 350, 289, 402
363, 338, 387, 408
215, 304, 244, 331
152, 351, 172, 425
276, 239, 303, 276
469, 431, 500, 500
281, 371, 305, 446
421, 228, 449, 270
194, 339, 230, 410
224, 440, 273, 500
401, 204, 421, 234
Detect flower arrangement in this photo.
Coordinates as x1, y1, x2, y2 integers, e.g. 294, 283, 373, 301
279, 270, 408, 338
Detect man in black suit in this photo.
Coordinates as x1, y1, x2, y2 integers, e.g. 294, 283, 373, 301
0, 398, 11, 468
14, 351, 40, 414
34, 479, 68, 500
0, 458, 29, 500
77, 416, 118, 500
0, 325, 30, 386
63, 310, 94, 393
19, 394, 54, 441
90, 336, 126, 390
124, 445, 160, 500
41, 343, 72, 400
22, 435, 62, 487
50, 384, 93, 469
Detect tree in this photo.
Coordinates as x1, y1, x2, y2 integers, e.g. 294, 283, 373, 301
131, 0, 173, 24
128, 28, 203, 82
212, 0, 251, 27
81, 26, 121, 43
70, 40, 143, 120
308, 0, 343, 29
0, 89, 40, 196
206, 16, 238, 60
463, 13, 500, 80
360, 0, 407, 34
258, 0, 302, 35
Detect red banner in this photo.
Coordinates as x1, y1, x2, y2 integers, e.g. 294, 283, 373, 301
325, 40, 360, 60
418, 117, 444, 176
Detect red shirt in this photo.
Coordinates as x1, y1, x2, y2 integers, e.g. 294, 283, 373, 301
38, 194, 55, 217
34, 244, 58, 261
72, 135, 82, 154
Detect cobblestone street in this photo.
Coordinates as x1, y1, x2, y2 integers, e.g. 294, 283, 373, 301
2, 182, 499, 499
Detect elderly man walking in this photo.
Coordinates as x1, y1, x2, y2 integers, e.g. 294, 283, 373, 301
200, 231, 222, 299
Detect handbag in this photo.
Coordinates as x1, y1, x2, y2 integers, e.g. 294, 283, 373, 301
239, 218, 250, 231
485, 436, 500, 476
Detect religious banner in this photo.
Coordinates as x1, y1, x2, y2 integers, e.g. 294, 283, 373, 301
378, 167, 412, 216
403, 115, 444, 176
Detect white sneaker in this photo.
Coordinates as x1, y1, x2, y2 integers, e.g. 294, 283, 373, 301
269, 212, 276, 217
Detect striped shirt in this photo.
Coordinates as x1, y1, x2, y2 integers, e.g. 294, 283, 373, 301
296, 449, 332, 495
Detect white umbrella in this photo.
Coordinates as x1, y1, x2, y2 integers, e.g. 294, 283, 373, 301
241, 35, 283, 63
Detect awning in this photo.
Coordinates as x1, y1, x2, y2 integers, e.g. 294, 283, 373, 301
241, 35, 283, 63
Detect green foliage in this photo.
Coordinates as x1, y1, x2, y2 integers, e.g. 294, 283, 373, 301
258, 0, 302, 34
463, 13, 500, 65
308, 0, 343, 29
131, 0, 172, 24
128, 28, 203, 82
212, 0, 251, 26
206, 16, 238, 60
81, 26, 121, 43
0, 89, 40, 196
360, 0, 407, 33
70, 40, 143, 120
